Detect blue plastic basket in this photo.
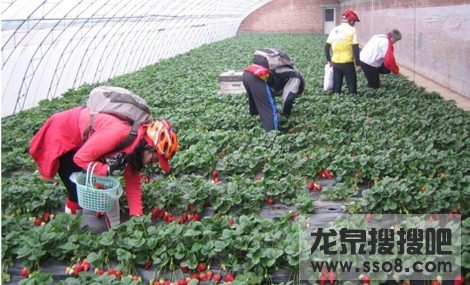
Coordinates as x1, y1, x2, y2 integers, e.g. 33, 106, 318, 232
76, 163, 123, 212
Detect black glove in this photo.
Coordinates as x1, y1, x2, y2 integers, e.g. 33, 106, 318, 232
107, 153, 128, 176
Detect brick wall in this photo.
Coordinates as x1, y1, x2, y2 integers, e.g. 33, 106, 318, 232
237, 0, 339, 34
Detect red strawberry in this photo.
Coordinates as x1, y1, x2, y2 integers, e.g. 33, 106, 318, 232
454, 275, 465, 285
266, 198, 274, 205
20, 267, 29, 278
144, 260, 152, 269
224, 273, 235, 282
228, 218, 234, 226
151, 207, 160, 220
206, 270, 213, 280
327, 271, 336, 284
365, 213, 373, 223
191, 213, 202, 221
307, 181, 315, 190
199, 272, 207, 282
74, 264, 84, 275
34, 218, 43, 227
197, 262, 206, 271
177, 279, 187, 285
43, 212, 51, 222
313, 183, 323, 192
319, 169, 333, 179
213, 177, 220, 183
211, 170, 219, 178
361, 274, 371, 284
213, 273, 222, 283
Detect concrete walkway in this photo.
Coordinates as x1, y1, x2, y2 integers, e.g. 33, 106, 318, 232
400, 66, 470, 111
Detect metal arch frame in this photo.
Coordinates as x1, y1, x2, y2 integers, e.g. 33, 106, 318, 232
2, 1, 62, 67
13, 0, 96, 114
101, 2, 180, 82
131, 0, 211, 74
156, 4, 198, 63
174, 0, 217, 62
48, 0, 139, 99
89, 0, 154, 84
76, 1, 155, 87
2, 0, 17, 14
3, 0, 275, 116
105, 1, 182, 81
122, 1, 192, 74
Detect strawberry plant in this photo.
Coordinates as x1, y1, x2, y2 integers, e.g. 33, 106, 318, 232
2, 33, 469, 284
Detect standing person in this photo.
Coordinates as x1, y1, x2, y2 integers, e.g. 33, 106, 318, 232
29, 86, 179, 229
324, 9, 361, 94
242, 48, 305, 132
359, 29, 402, 88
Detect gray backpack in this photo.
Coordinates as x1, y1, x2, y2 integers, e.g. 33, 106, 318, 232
84, 86, 153, 152
253, 48, 293, 70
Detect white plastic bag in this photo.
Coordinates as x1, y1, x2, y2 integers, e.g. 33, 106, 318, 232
323, 64, 334, 91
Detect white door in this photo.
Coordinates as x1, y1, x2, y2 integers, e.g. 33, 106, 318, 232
324, 8, 336, 34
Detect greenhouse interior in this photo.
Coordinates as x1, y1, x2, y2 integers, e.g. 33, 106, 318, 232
1, 0, 469, 284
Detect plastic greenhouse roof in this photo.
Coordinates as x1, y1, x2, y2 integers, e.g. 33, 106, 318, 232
1, 0, 272, 117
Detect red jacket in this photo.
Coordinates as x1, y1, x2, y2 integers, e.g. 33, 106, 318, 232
30, 106, 146, 215
384, 33, 399, 74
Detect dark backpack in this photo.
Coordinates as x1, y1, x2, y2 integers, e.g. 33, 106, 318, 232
83, 86, 153, 153
253, 48, 293, 70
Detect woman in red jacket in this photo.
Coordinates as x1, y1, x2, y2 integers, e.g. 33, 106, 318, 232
29, 99, 178, 227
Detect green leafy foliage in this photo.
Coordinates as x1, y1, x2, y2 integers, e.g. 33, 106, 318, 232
2, 33, 469, 283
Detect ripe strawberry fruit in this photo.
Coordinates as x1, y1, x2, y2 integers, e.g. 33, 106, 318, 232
34, 218, 43, 227
307, 181, 315, 190
20, 267, 29, 278
212, 273, 222, 283
225, 273, 235, 282
213, 177, 220, 183
197, 262, 206, 271
43, 212, 51, 222
211, 170, 219, 178
206, 270, 213, 281
266, 198, 274, 205
144, 260, 152, 269
361, 274, 371, 284
454, 275, 464, 285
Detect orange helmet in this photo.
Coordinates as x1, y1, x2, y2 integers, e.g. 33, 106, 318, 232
342, 9, 360, 22
145, 119, 179, 172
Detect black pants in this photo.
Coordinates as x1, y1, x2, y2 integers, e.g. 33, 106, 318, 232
242, 71, 279, 131
332, 62, 357, 94
360, 61, 391, 88
58, 151, 82, 203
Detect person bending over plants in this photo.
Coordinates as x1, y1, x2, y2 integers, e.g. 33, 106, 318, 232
359, 29, 402, 88
242, 48, 305, 132
29, 86, 179, 229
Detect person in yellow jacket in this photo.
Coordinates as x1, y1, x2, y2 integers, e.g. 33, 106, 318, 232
324, 9, 361, 94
